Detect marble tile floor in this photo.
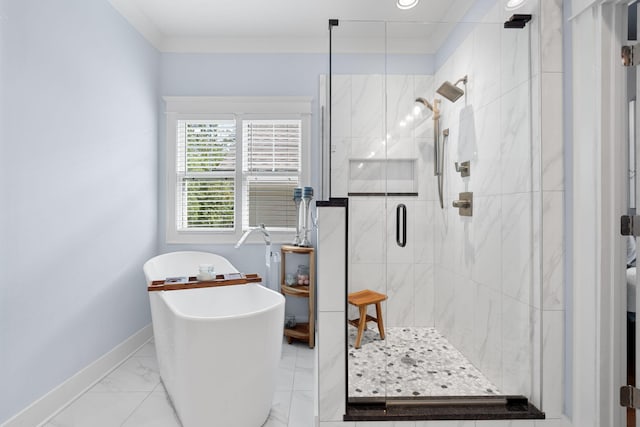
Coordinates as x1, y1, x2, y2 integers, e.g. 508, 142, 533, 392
43, 338, 314, 427
349, 326, 500, 398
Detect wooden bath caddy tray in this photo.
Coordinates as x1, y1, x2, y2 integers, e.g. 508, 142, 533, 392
147, 273, 261, 292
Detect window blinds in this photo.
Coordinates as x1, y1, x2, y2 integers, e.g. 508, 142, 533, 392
242, 119, 301, 229
176, 120, 236, 230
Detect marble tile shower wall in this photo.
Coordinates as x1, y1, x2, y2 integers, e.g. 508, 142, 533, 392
330, 73, 436, 328
431, 15, 536, 397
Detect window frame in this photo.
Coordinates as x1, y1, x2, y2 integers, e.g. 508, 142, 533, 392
165, 96, 312, 244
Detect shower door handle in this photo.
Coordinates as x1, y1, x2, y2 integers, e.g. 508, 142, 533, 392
396, 204, 407, 248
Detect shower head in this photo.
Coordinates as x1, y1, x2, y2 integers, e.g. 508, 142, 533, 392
436, 75, 468, 103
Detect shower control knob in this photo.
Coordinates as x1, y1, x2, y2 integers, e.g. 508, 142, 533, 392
454, 161, 470, 177
452, 192, 473, 217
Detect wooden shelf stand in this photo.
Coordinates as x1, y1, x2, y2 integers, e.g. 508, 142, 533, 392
280, 245, 315, 348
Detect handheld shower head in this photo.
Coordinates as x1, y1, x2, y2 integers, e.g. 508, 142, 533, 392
415, 97, 433, 112
436, 75, 468, 103
414, 97, 440, 120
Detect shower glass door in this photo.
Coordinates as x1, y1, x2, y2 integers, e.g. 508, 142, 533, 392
330, 11, 539, 411
329, 20, 391, 401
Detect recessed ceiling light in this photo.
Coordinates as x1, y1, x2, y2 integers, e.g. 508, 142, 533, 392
505, 0, 527, 10
397, 0, 419, 10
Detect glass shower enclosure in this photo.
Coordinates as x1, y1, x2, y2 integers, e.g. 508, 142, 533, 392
323, 11, 543, 419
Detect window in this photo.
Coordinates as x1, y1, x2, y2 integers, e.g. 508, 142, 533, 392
165, 97, 311, 244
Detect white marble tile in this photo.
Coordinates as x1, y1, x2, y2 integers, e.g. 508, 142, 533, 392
386, 75, 416, 141
276, 362, 296, 392
416, 137, 435, 202
434, 267, 456, 339
473, 100, 501, 197
121, 391, 181, 427
473, 284, 503, 390
289, 391, 314, 427
331, 75, 352, 140
414, 109, 435, 141
45, 391, 149, 427
317, 207, 347, 312
320, 422, 355, 427
501, 296, 532, 396
349, 263, 385, 295
436, 208, 465, 275
414, 75, 435, 144
352, 74, 384, 139
296, 346, 315, 370
263, 391, 292, 427
541, 73, 564, 192
293, 365, 314, 391
531, 307, 542, 410
91, 356, 160, 393
349, 198, 385, 264
414, 201, 435, 263
415, 421, 475, 427
357, 422, 416, 427
501, 193, 532, 305
531, 73, 541, 193
386, 134, 416, 159
501, 81, 532, 195
456, 105, 478, 166
535, 419, 570, 426
414, 263, 435, 327
501, 22, 531, 95
449, 35, 473, 119
471, 22, 502, 109
529, 1, 541, 79
318, 311, 346, 422
542, 310, 564, 418
531, 190, 543, 311
472, 195, 502, 292
477, 421, 536, 427
451, 275, 475, 358
542, 191, 564, 310
331, 137, 350, 198
132, 340, 157, 358
351, 137, 387, 160
386, 263, 415, 327
540, 0, 563, 73
279, 347, 297, 370
414, 75, 434, 101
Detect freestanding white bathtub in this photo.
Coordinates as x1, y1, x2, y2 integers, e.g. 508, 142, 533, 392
143, 251, 285, 427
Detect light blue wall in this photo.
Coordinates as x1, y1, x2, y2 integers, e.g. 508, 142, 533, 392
0, 0, 160, 422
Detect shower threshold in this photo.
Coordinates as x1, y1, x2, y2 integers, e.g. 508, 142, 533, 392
344, 395, 545, 421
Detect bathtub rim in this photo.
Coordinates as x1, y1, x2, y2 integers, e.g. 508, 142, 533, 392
155, 283, 285, 322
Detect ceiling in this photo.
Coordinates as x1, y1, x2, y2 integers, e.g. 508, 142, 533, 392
108, 0, 478, 54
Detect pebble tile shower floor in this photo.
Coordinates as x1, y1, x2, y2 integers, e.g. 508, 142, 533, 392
348, 326, 500, 397
43, 338, 314, 427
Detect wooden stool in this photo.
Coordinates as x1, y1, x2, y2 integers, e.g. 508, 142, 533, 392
348, 289, 387, 349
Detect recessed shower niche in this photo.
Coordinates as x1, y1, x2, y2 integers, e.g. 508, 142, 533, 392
319, 10, 544, 421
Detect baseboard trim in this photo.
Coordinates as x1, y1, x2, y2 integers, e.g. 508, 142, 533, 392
1, 324, 153, 427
